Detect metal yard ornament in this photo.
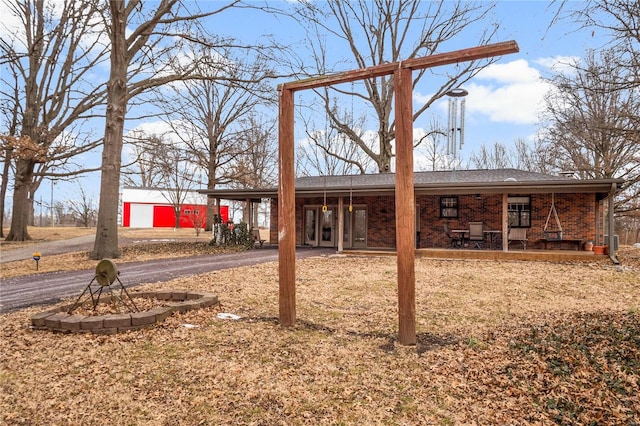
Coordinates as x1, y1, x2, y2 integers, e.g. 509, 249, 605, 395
446, 87, 468, 162
68, 259, 139, 314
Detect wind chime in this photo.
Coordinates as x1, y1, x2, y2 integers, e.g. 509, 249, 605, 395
446, 87, 469, 162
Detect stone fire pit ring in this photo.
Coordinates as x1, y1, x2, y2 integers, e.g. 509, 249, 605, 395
31, 290, 219, 335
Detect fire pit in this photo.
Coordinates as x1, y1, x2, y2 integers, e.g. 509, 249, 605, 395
30, 259, 218, 334
31, 290, 219, 334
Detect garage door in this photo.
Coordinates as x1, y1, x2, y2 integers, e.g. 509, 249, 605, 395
153, 205, 176, 227
129, 204, 154, 228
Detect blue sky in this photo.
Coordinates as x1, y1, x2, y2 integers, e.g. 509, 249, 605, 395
207, 1, 599, 170
2, 1, 605, 208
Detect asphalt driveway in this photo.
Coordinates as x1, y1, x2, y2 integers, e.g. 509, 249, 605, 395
1, 243, 334, 313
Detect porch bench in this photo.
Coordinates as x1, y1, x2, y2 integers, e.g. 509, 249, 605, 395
539, 238, 583, 251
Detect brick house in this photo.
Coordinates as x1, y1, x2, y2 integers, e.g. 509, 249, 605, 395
200, 169, 623, 252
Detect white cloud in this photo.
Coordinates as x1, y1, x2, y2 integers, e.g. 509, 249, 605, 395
464, 79, 551, 125
413, 59, 552, 125
458, 59, 552, 125
0, 2, 23, 40
476, 59, 541, 84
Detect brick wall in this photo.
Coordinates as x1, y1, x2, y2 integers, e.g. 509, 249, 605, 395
270, 192, 597, 249
530, 193, 597, 243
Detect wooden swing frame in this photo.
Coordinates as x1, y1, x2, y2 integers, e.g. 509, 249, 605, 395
277, 41, 519, 345
543, 193, 564, 241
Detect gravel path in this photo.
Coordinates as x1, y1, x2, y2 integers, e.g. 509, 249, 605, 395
1, 241, 334, 313
1, 234, 97, 263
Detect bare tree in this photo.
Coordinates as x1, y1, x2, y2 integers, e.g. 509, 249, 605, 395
66, 184, 97, 228
153, 45, 275, 231
469, 142, 513, 169
560, 0, 640, 236
230, 114, 278, 189
569, 0, 639, 89
540, 48, 640, 213
0, 64, 21, 237
287, 0, 500, 173
513, 138, 558, 174
415, 116, 449, 171
0, 0, 109, 241
467, 137, 559, 173
122, 131, 168, 188
92, 0, 239, 259
184, 208, 206, 236
296, 104, 373, 176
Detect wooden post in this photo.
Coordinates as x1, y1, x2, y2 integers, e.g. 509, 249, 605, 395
278, 88, 296, 326
608, 183, 616, 253
243, 198, 251, 224
337, 196, 344, 254
394, 67, 416, 345
502, 193, 509, 251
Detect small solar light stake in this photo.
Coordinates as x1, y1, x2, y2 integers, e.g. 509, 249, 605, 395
33, 252, 41, 271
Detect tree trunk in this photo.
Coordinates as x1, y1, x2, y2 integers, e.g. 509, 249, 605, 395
174, 206, 181, 228
28, 193, 36, 226
91, 81, 126, 258
378, 133, 393, 173
205, 177, 218, 231
91, 0, 127, 259
5, 158, 35, 241
205, 196, 215, 232
0, 148, 12, 238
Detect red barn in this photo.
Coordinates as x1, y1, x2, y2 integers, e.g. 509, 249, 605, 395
121, 187, 228, 228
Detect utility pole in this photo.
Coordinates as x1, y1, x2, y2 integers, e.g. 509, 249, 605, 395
50, 179, 54, 227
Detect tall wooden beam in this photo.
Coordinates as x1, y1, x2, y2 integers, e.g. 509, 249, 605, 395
394, 67, 416, 345
278, 88, 296, 326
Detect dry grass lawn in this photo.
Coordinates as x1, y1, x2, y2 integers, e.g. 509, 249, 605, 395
1, 228, 639, 424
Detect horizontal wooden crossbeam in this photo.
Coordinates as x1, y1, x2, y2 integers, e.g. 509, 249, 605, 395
279, 40, 519, 92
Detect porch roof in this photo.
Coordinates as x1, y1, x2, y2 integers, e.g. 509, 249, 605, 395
199, 168, 624, 201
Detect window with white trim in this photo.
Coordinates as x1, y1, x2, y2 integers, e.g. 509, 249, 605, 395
440, 196, 458, 218
508, 196, 530, 228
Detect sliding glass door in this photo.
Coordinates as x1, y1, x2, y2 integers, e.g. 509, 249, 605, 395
304, 205, 367, 248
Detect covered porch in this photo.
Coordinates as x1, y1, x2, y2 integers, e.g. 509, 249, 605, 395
199, 169, 624, 263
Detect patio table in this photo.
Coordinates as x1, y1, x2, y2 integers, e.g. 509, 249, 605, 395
451, 229, 469, 248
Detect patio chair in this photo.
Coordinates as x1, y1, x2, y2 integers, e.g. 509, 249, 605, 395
508, 227, 528, 250
468, 222, 485, 249
443, 223, 463, 248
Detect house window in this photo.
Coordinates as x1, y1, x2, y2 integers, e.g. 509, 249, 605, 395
440, 196, 458, 218
193, 209, 199, 215
184, 209, 191, 215
508, 196, 530, 228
